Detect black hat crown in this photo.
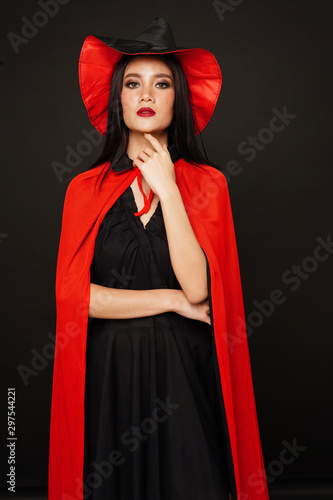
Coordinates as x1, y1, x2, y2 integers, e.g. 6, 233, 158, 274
135, 17, 177, 50
95, 17, 180, 54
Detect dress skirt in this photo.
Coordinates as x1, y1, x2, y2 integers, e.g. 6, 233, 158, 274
83, 185, 231, 499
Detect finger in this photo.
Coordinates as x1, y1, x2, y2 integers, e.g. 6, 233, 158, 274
132, 158, 144, 170
144, 133, 164, 153
143, 147, 155, 157
137, 151, 150, 162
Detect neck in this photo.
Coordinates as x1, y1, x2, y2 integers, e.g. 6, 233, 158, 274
126, 131, 168, 160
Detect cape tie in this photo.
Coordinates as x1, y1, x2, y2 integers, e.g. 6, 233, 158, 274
133, 168, 154, 217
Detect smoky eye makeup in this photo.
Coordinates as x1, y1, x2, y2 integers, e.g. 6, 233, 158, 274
124, 81, 140, 88
123, 80, 173, 89
123, 72, 173, 87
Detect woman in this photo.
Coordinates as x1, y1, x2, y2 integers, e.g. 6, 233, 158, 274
49, 17, 269, 500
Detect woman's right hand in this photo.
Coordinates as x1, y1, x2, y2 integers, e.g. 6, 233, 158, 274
173, 290, 211, 325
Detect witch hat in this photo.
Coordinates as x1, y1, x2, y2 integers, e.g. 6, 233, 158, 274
79, 17, 222, 135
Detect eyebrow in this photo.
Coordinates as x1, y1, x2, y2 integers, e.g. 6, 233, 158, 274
124, 72, 173, 80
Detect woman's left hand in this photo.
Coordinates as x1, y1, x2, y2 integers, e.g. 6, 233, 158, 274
132, 133, 177, 199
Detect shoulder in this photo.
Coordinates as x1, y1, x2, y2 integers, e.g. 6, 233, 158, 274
63, 163, 108, 205
58, 164, 110, 226
176, 158, 228, 191
175, 159, 230, 219
66, 163, 107, 192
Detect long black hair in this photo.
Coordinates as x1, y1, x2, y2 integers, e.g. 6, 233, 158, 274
90, 53, 217, 186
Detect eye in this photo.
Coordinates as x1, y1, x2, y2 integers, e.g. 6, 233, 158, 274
125, 81, 139, 89
156, 81, 171, 89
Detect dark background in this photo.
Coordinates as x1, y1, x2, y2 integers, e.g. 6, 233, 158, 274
1, 0, 332, 498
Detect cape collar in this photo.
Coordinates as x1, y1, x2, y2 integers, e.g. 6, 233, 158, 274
112, 142, 182, 173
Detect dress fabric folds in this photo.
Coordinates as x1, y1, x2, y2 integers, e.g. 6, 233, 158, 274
83, 185, 231, 499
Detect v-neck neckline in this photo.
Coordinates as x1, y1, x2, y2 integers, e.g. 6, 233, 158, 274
128, 186, 161, 231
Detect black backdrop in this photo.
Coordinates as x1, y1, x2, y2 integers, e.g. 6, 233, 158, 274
1, 0, 332, 496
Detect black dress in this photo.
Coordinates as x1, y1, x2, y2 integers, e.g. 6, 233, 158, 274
83, 149, 231, 500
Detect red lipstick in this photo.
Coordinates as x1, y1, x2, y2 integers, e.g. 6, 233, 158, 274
137, 107, 156, 117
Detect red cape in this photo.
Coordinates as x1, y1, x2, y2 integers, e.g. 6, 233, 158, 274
49, 158, 269, 499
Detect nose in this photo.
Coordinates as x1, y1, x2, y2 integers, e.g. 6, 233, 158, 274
140, 94, 154, 102
139, 85, 155, 103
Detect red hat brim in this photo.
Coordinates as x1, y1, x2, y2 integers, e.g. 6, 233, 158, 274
79, 35, 222, 136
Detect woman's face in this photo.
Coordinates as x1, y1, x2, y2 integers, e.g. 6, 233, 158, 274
120, 56, 175, 136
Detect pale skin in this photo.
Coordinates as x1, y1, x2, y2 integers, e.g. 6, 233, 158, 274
89, 56, 211, 325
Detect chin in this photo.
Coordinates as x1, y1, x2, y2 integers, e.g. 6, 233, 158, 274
130, 127, 166, 136
125, 117, 173, 136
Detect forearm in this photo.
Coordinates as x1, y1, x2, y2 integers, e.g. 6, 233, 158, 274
159, 184, 208, 304
89, 283, 179, 319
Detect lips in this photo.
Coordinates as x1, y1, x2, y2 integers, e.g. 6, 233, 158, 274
137, 107, 156, 117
